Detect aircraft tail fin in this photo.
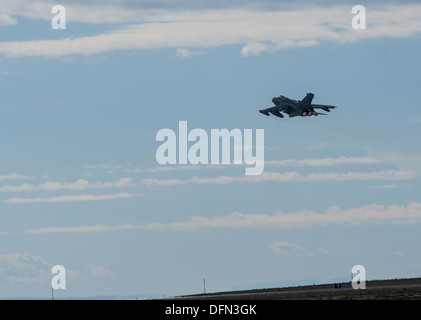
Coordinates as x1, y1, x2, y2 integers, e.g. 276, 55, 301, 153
301, 93, 314, 107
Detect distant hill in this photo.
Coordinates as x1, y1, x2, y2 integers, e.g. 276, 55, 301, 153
179, 277, 421, 300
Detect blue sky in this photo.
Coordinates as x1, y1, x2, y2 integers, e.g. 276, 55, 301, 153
0, 0, 421, 298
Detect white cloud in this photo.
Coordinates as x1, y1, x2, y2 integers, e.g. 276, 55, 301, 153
0, 252, 81, 285
25, 224, 140, 234
0, 177, 136, 193
394, 251, 405, 257
0, 1, 173, 24
308, 142, 331, 150
266, 156, 379, 167
144, 156, 380, 174
124, 167, 144, 173
0, 173, 30, 181
147, 164, 232, 173
86, 264, 115, 279
241, 39, 318, 57
23, 201, 421, 234
3, 192, 142, 204
83, 164, 122, 169
0, 252, 52, 285
241, 41, 276, 56
0, 14, 17, 26
370, 151, 421, 177
1, 4, 421, 58
317, 247, 329, 255
176, 48, 203, 58
268, 241, 314, 257
142, 170, 412, 186
371, 184, 399, 189
0, 252, 103, 285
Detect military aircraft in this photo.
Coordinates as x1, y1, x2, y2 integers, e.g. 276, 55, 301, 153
259, 93, 337, 118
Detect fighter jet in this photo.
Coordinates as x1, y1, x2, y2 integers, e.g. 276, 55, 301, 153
259, 93, 337, 118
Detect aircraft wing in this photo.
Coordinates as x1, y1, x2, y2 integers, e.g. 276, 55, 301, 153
311, 104, 337, 112
259, 102, 294, 118
311, 110, 327, 116
259, 106, 284, 118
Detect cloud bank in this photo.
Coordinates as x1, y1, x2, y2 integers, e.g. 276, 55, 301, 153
1, 4, 421, 58
0, 252, 52, 285
268, 241, 321, 257
0, 252, 112, 286
0, 178, 135, 193
23, 201, 421, 234
142, 170, 412, 186
3, 192, 142, 204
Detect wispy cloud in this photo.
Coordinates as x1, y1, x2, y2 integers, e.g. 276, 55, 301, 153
0, 14, 17, 26
0, 252, 52, 285
0, 173, 30, 181
83, 164, 122, 170
268, 241, 314, 257
146, 156, 379, 173
307, 142, 331, 150
3, 192, 142, 204
24, 224, 140, 234
369, 151, 421, 177
142, 170, 412, 186
0, 252, 112, 285
266, 156, 379, 167
371, 184, 399, 189
0, 252, 82, 285
146, 164, 235, 173
1, 4, 421, 58
317, 247, 329, 255
0, 177, 135, 193
86, 264, 115, 279
23, 201, 421, 234
176, 48, 203, 59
